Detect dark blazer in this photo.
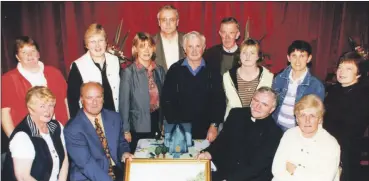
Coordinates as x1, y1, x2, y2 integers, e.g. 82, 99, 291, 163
204, 107, 283, 181
153, 32, 186, 71
64, 109, 130, 181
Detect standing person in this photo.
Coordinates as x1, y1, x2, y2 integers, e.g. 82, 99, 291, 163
2, 86, 69, 181
272, 40, 325, 131
161, 31, 226, 142
272, 94, 341, 181
223, 38, 273, 120
119, 32, 166, 152
65, 82, 133, 181
203, 17, 240, 75
1, 36, 69, 136
197, 87, 283, 181
323, 52, 369, 181
153, 4, 185, 71
67, 23, 120, 118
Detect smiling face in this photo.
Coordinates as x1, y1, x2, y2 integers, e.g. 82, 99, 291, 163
184, 36, 205, 62
158, 9, 178, 35
86, 33, 107, 59
250, 91, 276, 119
240, 46, 259, 67
336, 62, 360, 87
16, 44, 40, 71
133, 40, 154, 62
296, 107, 322, 138
287, 50, 312, 73
219, 23, 240, 50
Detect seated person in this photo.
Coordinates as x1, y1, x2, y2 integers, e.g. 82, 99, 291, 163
2, 86, 68, 181
272, 94, 340, 181
64, 82, 133, 181
197, 87, 283, 181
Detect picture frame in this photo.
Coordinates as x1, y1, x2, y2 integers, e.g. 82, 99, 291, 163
124, 158, 211, 181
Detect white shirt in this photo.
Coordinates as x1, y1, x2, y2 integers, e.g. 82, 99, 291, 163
222, 44, 238, 53
161, 32, 179, 69
17, 61, 47, 87
9, 122, 66, 181
272, 126, 341, 181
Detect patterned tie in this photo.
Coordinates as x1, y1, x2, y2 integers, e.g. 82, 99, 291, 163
95, 118, 116, 180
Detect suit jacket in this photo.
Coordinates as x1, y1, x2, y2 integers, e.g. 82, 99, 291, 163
64, 109, 130, 181
153, 32, 186, 71
204, 108, 283, 181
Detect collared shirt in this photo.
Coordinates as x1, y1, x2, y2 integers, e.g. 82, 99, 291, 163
222, 44, 238, 53
161, 32, 180, 69
92, 60, 116, 112
181, 58, 206, 76
85, 112, 116, 165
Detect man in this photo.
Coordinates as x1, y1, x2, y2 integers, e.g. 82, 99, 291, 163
64, 82, 133, 181
161, 31, 226, 142
197, 87, 283, 181
203, 17, 241, 75
272, 40, 325, 131
153, 4, 186, 71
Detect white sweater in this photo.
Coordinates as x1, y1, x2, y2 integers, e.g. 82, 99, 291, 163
222, 66, 273, 120
272, 126, 341, 181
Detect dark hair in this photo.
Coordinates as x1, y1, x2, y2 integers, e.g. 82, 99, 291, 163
240, 38, 263, 62
132, 32, 156, 60
337, 51, 367, 77
220, 17, 239, 29
287, 40, 312, 55
14, 36, 40, 57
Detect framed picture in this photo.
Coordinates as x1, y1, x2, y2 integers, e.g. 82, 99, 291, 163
125, 158, 211, 181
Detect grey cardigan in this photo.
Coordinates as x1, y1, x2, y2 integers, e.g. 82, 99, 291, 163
119, 63, 166, 133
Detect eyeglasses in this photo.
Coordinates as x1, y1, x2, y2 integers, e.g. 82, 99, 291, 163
159, 18, 177, 24
297, 113, 319, 120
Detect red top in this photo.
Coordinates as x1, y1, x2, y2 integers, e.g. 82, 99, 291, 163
1, 66, 69, 126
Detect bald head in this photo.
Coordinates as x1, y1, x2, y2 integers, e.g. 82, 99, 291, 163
80, 82, 104, 116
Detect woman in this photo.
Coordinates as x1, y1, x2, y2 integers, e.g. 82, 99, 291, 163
223, 38, 273, 119
272, 94, 341, 181
119, 32, 166, 152
2, 86, 69, 181
323, 51, 369, 181
67, 23, 120, 118
1, 36, 69, 138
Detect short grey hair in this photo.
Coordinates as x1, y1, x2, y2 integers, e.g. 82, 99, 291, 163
254, 86, 278, 107
157, 5, 179, 19
182, 31, 206, 49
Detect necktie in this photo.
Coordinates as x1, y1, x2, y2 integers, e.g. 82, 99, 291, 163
95, 118, 116, 180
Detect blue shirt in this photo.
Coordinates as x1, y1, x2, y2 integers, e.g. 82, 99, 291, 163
181, 58, 206, 76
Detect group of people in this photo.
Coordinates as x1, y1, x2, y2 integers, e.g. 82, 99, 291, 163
1, 4, 369, 181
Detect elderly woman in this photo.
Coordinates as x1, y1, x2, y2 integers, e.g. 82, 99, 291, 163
119, 32, 166, 152
1, 36, 69, 138
272, 94, 341, 181
223, 38, 273, 120
2, 86, 68, 181
67, 23, 120, 118
323, 51, 369, 181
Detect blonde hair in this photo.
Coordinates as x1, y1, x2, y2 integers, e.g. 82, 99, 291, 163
26, 86, 56, 108
294, 94, 325, 118
239, 38, 263, 62
157, 5, 179, 19
131, 32, 156, 60
84, 23, 107, 45
182, 31, 206, 49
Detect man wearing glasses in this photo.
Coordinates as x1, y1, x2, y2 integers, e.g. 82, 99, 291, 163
153, 5, 185, 71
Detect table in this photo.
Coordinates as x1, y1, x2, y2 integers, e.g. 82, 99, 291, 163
134, 139, 210, 159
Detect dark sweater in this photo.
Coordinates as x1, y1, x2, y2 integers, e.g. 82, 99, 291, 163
204, 108, 283, 181
203, 44, 240, 76
161, 59, 226, 138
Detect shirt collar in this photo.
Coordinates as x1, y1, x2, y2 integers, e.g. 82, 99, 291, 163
27, 115, 57, 137
181, 58, 206, 67
289, 68, 308, 84
135, 60, 157, 71
222, 44, 238, 53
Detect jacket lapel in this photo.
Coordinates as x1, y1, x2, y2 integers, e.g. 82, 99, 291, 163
178, 32, 185, 60
101, 109, 118, 161
79, 110, 101, 146
156, 34, 168, 70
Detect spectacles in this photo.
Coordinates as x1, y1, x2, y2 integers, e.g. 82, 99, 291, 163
297, 113, 319, 120
159, 18, 177, 24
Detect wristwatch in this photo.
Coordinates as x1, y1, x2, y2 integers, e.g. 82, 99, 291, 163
210, 123, 219, 128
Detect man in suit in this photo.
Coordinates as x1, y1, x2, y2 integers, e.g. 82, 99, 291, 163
64, 82, 133, 181
203, 17, 241, 75
197, 87, 283, 181
153, 4, 186, 71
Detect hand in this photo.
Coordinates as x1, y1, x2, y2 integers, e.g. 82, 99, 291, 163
206, 126, 218, 142
124, 132, 132, 142
286, 162, 297, 175
196, 151, 212, 160
121, 152, 134, 163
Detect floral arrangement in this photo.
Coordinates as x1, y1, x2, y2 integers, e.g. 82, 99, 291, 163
348, 35, 368, 60
107, 18, 130, 64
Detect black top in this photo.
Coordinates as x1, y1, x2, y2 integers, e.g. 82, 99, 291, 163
67, 61, 115, 118
161, 59, 226, 138
203, 44, 240, 76
204, 107, 283, 181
